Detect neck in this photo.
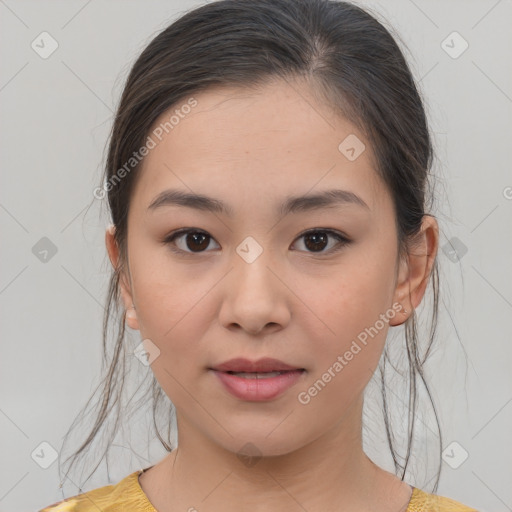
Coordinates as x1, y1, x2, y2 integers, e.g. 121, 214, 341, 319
141, 394, 412, 512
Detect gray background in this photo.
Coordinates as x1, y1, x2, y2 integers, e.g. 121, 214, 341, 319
0, 1, 511, 511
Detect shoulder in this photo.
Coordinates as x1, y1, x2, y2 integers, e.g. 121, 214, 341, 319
407, 487, 479, 512
38, 470, 156, 512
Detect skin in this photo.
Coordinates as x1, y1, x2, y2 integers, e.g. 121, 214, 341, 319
106, 78, 439, 512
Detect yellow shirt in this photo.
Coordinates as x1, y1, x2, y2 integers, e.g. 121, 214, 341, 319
39, 468, 479, 512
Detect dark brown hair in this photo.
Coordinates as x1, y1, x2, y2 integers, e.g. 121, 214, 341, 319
59, 0, 442, 495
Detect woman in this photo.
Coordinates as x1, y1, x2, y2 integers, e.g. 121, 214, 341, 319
40, 0, 478, 510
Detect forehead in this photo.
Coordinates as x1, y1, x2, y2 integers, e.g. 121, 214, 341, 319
132, 79, 387, 216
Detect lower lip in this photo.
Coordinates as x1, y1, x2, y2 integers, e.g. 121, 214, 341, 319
211, 369, 305, 401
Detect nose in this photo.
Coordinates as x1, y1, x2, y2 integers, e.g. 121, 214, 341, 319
218, 249, 291, 336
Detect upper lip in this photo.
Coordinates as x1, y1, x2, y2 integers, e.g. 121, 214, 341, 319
210, 357, 304, 373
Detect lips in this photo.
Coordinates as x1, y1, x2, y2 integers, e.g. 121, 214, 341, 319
209, 358, 306, 401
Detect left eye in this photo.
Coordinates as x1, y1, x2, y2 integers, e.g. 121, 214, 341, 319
163, 228, 351, 254
291, 229, 351, 254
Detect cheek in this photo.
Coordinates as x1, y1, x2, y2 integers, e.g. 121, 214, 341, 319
132, 275, 212, 409
303, 249, 397, 389
296, 311, 390, 421
129, 259, 212, 371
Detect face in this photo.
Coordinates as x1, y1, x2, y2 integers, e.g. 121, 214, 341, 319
107, 79, 432, 457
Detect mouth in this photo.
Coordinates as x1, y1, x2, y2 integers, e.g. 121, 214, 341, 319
208, 358, 306, 401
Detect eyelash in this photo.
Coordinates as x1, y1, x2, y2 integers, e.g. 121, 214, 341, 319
162, 228, 352, 256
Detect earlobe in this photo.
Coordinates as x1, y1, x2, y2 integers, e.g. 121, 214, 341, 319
125, 303, 140, 331
120, 285, 139, 331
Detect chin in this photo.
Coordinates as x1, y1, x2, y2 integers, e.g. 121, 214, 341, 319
213, 427, 312, 462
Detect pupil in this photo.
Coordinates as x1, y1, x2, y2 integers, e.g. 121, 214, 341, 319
305, 232, 327, 252
187, 232, 209, 251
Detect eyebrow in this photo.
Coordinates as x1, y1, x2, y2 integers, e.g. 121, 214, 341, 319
147, 188, 370, 217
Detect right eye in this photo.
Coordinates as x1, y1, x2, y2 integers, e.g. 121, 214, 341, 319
163, 228, 220, 254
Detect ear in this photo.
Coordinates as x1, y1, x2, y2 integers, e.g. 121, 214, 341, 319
105, 224, 140, 331
389, 215, 439, 327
